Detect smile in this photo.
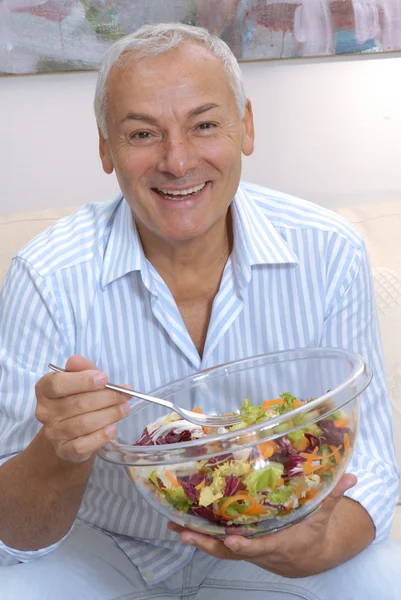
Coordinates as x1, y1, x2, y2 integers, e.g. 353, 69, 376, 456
154, 183, 207, 200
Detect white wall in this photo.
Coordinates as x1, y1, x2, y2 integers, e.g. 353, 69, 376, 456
2, 53, 401, 215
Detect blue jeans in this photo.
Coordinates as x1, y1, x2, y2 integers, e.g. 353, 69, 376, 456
1, 521, 400, 600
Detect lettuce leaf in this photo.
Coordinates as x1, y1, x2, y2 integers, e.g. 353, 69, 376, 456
268, 487, 293, 505
164, 486, 193, 512
244, 463, 284, 494
239, 397, 266, 424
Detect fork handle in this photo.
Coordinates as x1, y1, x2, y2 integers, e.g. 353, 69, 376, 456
47, 364, 174, 411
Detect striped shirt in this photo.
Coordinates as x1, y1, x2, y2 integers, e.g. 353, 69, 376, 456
0, 181, 399, 583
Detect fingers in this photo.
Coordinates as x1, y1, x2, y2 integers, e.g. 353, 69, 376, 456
34, 355, 131, 463
44, 399, 130, 439
168, 522, 239, 560
316, 473, 357, 518
58, 424, 118, 463
38, 369, 108, 400
65, 354, 98, 372
168, 473, 359, 563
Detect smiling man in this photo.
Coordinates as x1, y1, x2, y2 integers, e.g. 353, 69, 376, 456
0, 23, 400, 600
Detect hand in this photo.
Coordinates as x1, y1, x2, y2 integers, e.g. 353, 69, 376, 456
35, 355, 130, 463
169, 474, 358, 578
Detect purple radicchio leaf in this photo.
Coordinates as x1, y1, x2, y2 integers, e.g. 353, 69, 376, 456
274, 436, 296, 456
180, 480, 199, 502
155, 428, 193, 445
303, 433, 320, 453
283, 453, 307, 478
188, 473, 206, 487
204, 453, 235, 468
223, 474, 246, 497
134, 428, 154, 446
318, 419, 350, 446
190, 506, 220, 523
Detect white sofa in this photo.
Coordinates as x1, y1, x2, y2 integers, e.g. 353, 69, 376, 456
0, 200, 400, 541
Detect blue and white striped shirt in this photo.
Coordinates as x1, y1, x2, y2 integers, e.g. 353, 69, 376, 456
0, 181, 399, 583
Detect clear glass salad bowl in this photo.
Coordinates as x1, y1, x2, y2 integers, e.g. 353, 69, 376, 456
99, 348, 372, 539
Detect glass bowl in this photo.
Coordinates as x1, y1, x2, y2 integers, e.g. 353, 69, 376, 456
99, 348, 372, 538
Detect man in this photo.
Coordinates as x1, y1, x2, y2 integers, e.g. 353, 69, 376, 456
0, 22, 400, 600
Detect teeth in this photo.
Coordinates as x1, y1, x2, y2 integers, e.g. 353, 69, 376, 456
158, 183, 206, 196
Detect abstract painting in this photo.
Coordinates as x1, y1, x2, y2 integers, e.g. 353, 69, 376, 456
1, 0, 401, 75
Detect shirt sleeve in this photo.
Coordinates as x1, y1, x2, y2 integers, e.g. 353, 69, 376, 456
321, 240, 400, 542
0, 257, 74, 562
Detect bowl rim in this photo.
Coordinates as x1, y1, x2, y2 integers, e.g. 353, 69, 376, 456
98, 347, 372, 465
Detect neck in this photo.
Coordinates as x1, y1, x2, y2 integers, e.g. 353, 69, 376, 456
137, 211, 233, 298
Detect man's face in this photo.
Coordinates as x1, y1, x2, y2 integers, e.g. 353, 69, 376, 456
99, 43, 254, 245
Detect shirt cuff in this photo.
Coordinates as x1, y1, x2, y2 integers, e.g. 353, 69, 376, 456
345, 458, 400, 543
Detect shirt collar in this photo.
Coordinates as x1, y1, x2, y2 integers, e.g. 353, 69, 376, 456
101, 184, 298, 290
231, 184, 298, 293
101, 197, 155, 292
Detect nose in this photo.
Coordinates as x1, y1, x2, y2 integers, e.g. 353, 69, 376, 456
157, 132, 199, 178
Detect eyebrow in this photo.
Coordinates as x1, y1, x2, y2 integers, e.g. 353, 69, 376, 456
121, 103, 221, 125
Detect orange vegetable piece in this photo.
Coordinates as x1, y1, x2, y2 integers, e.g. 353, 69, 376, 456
243, 502, 268, 516
334, 417, 349, 428
276, 477, 284, 487
262, 398, 284, 410
257, 440, 279, 459
282, 500, 295, 514
192, 407, 204, 414
329, 445, 342, 465
297, 436, 309, 452
165, 470, 179, 488
219, 493, 256, 519
344, 432, 351, 454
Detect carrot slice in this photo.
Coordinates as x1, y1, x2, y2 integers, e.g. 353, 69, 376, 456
257, 440, 279, 459
262, 398, 284, 410
282, 500, 294, 514
334, 418, 349, 428
165, 470, 179, 488
297, 436, 309, 452
192, 407, 204, 414
219, 493, 256, 519
329, 445, 342, 465
344, 432, 351, 454
243, 502, 268, 516
276, 477, 284, 487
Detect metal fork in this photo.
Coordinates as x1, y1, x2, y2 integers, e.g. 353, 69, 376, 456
48, 364, 242, 428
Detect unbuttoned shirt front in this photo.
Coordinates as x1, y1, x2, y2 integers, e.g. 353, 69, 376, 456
0, 182, 399, 583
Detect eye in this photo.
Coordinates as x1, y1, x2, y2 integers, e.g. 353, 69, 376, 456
197, 122, 217, 132
131, 131, 153, 140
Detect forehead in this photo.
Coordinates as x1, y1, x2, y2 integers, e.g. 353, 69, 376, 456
106, 43, 236, 116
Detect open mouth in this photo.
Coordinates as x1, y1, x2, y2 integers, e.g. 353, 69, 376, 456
152, 182, 208, 201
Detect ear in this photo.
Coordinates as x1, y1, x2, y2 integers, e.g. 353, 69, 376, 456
98, 127, 114, 175
241, 100, 255, 157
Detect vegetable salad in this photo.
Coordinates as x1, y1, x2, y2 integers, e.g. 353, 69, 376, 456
133, 393, 352, 526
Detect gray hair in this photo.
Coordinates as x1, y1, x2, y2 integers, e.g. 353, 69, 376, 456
94, 22, 247, 138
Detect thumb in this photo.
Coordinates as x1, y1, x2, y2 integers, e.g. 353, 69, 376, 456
320, 473, 357, 515
65, 354, 98, 372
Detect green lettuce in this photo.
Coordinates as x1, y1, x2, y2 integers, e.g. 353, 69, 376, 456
244, 463, 284, 494
268, 487, 293, 505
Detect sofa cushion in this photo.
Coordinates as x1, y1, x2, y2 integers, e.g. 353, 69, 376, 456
373, 267, 401, 502
0, 207, 77, 288
337, 199, 401, 269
